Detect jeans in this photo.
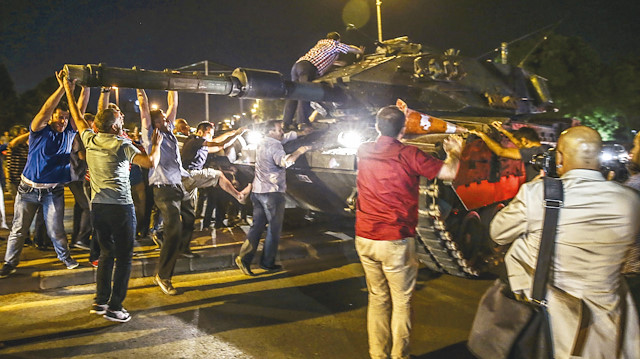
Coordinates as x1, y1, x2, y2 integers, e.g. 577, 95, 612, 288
92, 203, 135, 311
282, 60, 317, 127
238, 192, 285, 267
4, 181, 72, 267
153, 184, 195, 279
355, 236, 419, 359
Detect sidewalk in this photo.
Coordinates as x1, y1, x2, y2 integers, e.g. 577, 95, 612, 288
0, 190, 357, 295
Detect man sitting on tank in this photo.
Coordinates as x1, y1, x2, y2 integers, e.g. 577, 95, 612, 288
471, 122, 550, 182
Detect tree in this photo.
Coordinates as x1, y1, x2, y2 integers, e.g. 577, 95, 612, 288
0, 63, 18, 130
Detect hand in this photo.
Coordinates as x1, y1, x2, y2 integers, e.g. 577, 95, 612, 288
297, 145, 312, 154
55, 70, 66, 88
491, 121, 505, 132
443, 135, 463, 158
60, 73, 76, 92
151, 128, 163, 147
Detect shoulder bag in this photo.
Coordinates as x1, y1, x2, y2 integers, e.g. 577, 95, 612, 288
467, 176, 562, 359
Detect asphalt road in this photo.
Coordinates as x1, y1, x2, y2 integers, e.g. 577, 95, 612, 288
0, 254, 493, 359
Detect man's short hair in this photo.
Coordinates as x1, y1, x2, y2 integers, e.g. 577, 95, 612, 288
149, 109, 165, 128
84, 113, 95, 123
513, 127, 541, 142
196, 121, 214, 133
327, 32, 340, 41
55, 101, 69, 112
95, 108, 119, 133
263, 119, 282, 134
376, 106, 406, 137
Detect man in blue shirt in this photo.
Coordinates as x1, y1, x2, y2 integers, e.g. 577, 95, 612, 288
1, 71, 81, 279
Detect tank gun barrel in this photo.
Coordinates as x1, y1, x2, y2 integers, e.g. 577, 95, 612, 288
63, 64, 343, 102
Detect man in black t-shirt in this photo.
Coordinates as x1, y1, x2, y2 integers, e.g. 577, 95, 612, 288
471, 123, 549, 182
180, 121, 250, 204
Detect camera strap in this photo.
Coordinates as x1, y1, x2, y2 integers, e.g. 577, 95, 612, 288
530, 176, 563, 305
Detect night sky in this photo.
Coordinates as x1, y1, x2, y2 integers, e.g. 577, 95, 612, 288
2, 0, 639, 122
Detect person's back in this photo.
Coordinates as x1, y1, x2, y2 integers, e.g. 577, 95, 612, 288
490, 126, 640, 358
496, 172, 640, 293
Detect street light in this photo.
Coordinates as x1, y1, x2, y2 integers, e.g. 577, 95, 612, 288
113, 86, 120, 108
376, 0, 383, 43
151, 103, 159, 110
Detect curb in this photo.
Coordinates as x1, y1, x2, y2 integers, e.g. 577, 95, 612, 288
0, 234, 356, 295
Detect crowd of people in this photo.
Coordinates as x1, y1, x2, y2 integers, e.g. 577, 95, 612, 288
0, 55, 639, 356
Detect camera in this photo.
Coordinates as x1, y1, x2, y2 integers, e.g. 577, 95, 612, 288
530, 148, 558, 178
531, 144, 630, 181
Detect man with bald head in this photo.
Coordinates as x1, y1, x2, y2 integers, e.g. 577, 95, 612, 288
490, 126, 640, 358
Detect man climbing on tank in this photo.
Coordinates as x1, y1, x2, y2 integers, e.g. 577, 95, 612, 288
282, 32, 364, 130
470, 122, 550, 182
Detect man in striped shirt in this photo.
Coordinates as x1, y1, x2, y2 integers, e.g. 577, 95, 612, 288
282, 32, 363, 129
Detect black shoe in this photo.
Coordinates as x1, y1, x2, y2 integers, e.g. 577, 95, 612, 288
235, 256, 254, 276
259, 263, 282, 271
0, 263, 16, 279
104, 307, 131, 323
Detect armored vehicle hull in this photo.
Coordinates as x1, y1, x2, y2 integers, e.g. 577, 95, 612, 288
64, 37, 551, 277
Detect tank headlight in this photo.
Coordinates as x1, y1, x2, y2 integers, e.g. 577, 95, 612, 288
246, 130, 263, 145
337, 131, 364, 149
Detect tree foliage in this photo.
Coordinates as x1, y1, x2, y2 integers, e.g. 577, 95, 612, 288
0, 64, 19, 130
508, 32, 640, 141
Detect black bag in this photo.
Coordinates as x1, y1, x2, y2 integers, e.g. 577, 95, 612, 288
467, 177, 562, 359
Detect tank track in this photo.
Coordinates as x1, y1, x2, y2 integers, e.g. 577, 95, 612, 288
415, 177, 479, 278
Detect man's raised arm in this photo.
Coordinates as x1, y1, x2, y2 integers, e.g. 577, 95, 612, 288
31, 71, 66, 132
136, 89, 151, 131
205, 128, 246, 153
436, 135, 463, 181
98, 87, 111, 112
166, 90, 178, 123
62, 78, 89, 134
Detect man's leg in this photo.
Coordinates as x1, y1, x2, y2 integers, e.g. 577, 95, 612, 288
259, 192, 285, 268
92, 203, 115, 306
384, 238, 419, 359
178, 187, 195, 255
153, 186, 183, 280
69, 180, 91, 246
293, 61, 317, 126
356, 236, 392, 359
238, 193, 267, 265
3, 185, 40, 268
282, 63, 301, 129
42, 186, 75, 267
109, 204, 135, 310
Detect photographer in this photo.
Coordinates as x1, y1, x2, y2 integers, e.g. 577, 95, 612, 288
490, 126, 640, 358
471, 122, 550, 182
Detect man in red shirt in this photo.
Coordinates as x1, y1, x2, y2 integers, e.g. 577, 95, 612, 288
356, 106, 462, 359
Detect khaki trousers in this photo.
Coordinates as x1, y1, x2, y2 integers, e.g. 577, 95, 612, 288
356, 236, 419, 359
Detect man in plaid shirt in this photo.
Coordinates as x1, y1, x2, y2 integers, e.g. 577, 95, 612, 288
282, 32, 363, 129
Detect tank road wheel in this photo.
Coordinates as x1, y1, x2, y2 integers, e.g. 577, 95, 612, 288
455, 211, 484, 267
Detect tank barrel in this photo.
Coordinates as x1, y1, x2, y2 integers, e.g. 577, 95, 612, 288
63, 64, 343, 102
64, 64, 236, 95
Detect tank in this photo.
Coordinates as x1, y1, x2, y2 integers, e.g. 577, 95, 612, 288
64, 36, 553, 278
